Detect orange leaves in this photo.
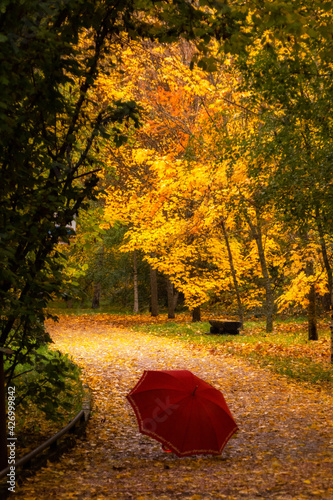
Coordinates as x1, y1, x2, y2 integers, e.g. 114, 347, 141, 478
94, 36, 333, 322
48, 312, 195, 331
229, 337, 330, 365
97, 39, 257, 310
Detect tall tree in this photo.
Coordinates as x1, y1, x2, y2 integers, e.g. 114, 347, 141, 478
227, 0, 333, 357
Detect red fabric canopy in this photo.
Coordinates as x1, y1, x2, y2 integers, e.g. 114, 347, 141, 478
126, 369, 238, 457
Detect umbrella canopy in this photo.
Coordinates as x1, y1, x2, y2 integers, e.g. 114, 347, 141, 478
126, 369, 238, 457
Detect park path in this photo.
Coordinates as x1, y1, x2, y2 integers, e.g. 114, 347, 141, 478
13, 316, 333, 499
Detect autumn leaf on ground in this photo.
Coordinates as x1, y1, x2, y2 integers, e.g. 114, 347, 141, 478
11, 315, 333, 499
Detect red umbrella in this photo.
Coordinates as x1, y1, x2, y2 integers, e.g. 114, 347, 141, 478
126, 369, 238, 457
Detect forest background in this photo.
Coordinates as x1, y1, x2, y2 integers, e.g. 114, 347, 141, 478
1, 0, 333, 433
63, 2, 333, 347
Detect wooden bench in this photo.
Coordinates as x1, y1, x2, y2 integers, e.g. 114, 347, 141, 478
207, 320, 242, 335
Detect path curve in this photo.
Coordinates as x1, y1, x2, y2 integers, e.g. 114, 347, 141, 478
13, 316, 333, 499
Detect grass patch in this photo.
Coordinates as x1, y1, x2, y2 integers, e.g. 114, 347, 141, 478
46, 309, 333, 386
48, 302, 135, 316
245, 353, 333, 384
132, 318, 333, 387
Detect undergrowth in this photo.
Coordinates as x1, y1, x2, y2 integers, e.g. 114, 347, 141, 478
131, 318, 333, 387
4, 345, 84, 458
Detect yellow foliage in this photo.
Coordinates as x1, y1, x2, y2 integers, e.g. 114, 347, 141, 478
92, 36, 332, 314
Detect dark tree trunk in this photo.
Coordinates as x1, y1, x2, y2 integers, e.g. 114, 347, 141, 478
133, 250, 139, 314
246, 212, 274, 333
167, 277, 179, 319
306, 260, 318, 341
317, 217, 333, 361
331, 296, 333, 363
256, 225, 274, 333
192, 306, 201, 322
92, 246, 103, 309
92, 282, 101, 309
308, 283, 318, 341
220, 217, 244, 327
150, 265, 158, 317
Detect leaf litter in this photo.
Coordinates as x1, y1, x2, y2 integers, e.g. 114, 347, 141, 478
13, 315, 333, 499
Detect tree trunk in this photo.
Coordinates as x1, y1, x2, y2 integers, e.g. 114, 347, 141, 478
318, 227, 333, 297
247, 213, 274, 333
91, 282, 101, 309
306, 260, 318, 341
308, 283, 318, 341
317, 218, 333, 361
92, 246, 104, 309
192, 306, 201, 322
257, 226, 274, 332
331, 293, 333, 363
133, 250, 139, 314
220, 217, 244, 327
167, 277, 179, 319
150, 265, 159, 317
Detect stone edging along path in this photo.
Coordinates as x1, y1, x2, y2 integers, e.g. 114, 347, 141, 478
13, 316, 333, 499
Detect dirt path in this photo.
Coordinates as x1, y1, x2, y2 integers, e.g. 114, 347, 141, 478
13, 317, 333, 499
